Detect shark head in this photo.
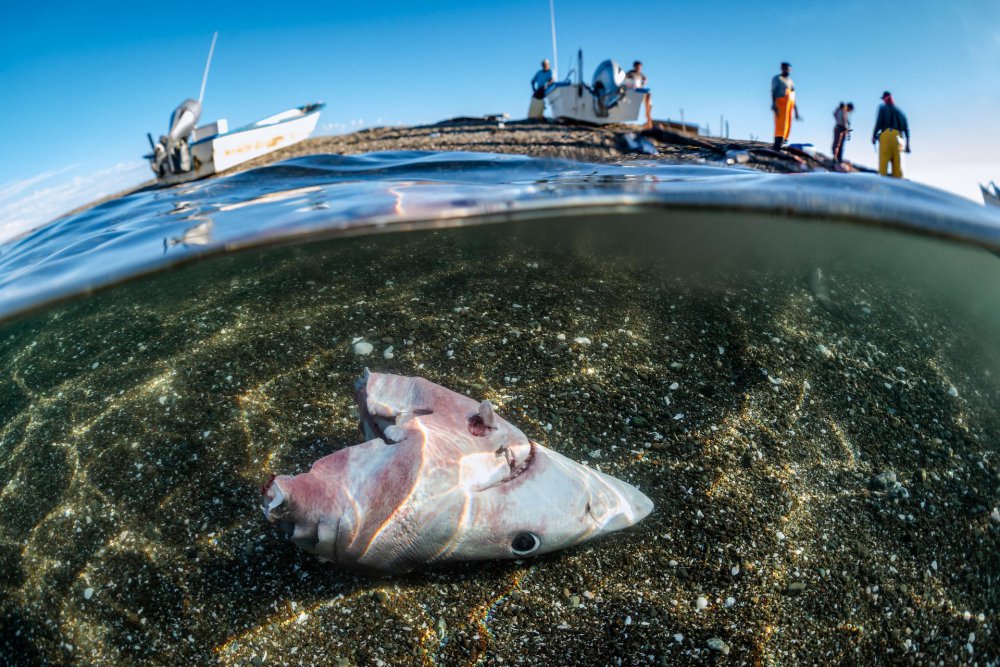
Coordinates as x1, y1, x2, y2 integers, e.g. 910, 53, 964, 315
262, 372, 653, 572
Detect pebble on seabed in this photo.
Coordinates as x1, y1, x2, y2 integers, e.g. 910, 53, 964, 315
707, 638, 730, 655
353, 340, 374, 356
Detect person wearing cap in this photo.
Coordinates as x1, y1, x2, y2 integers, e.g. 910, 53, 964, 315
771, 62, 801, 150
832, 102, 854, 163
528, 60, 553, 120
872, 91, 910, 178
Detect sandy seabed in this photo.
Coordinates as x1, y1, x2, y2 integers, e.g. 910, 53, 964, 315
0, 212, 997, 666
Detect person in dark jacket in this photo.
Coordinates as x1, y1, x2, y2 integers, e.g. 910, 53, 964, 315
832, 102, 854, 163
872, 91, 910, 178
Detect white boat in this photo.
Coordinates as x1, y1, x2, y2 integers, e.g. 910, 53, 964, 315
545, 51, 649, 125
147, 103, 325, 185
981, 181, 999, 208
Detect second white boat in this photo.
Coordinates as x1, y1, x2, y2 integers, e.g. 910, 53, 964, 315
545, 51, 649, 125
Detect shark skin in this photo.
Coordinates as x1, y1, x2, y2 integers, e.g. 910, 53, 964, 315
262, 371, 654, 573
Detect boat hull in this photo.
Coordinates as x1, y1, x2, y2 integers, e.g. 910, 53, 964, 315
545, 84, 647, 124
156, 103, 324, 186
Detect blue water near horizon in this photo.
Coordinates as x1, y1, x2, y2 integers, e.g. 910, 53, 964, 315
1, 150, 998, 325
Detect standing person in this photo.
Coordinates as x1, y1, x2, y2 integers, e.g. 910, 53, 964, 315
832, 102, 854, 163
771, 62, 801, 150
625, 60, 653, 129
872, 91, 910, 178
528, 60, 553, 120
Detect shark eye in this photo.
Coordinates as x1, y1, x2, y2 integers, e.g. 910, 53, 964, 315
511, 532, 540, 556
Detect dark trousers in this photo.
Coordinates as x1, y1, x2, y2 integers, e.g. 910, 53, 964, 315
832, 125, 848, 162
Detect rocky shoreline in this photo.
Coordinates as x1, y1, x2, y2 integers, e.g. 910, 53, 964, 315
67, 117, 868, 222
241, 117, 865, 175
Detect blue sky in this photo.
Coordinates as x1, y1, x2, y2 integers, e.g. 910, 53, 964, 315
1, 0, 998, 239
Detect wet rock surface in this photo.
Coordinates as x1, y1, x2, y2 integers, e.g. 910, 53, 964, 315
0, 214, 997, 665
239, 118, 862, 175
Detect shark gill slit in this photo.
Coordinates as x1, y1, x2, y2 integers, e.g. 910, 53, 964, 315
357, 417, 430, 561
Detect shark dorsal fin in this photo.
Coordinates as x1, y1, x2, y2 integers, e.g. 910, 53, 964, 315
478, 400, 495, 429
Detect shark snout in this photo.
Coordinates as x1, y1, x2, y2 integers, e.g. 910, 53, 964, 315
594, 476, 654, 531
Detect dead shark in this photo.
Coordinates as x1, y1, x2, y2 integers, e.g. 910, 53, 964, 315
262, 371, 653, 573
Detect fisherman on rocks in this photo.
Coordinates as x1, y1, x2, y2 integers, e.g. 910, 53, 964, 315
771, 62, 801, 150
529, 59, 553, 120
873, 91, 910, 178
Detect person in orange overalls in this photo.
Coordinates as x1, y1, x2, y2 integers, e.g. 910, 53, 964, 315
771, 62, 801, 150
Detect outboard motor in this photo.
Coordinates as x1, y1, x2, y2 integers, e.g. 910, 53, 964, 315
150, 98, 202, 176
591, 60, 626, 117
167, 98, 202, 144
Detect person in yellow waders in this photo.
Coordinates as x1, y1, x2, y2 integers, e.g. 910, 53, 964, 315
771, 62, 801, 150
872, 91, 910, 177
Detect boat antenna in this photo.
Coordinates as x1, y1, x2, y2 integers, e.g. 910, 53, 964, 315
549, 0, 558, 79
198, 31, 218, 104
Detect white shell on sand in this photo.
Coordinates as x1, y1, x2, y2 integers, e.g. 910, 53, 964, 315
353, 341, 374, 356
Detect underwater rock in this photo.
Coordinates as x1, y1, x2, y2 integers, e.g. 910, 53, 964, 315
707, 637, 731, 654
352, 340, 374, 356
